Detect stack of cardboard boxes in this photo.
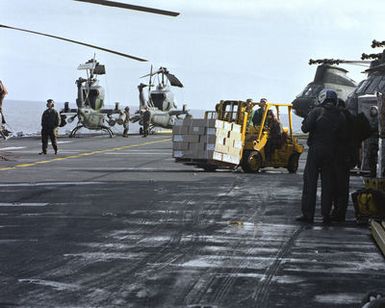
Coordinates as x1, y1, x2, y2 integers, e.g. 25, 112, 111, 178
172, 118, 243, 165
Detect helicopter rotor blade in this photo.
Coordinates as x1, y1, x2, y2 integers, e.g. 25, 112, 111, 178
74, 0, 180, 17
140, 69, 162, 78
0, 24, 148, 62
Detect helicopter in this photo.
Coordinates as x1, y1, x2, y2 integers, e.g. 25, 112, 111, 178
291, 61, 359, 118
292, 40, 385, 173
59, 57, 131, 137
130, 66, 191, 134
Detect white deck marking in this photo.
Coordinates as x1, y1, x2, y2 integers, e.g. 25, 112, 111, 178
0, 203, 49, 207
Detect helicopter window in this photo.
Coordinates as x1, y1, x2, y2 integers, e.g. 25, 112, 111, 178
378, 78, 385, 92
83, 89, 99, 109
356, 80, 371, 94
301, 84, 323, 97
366, 77, 382, 94
150, 93, 166, 110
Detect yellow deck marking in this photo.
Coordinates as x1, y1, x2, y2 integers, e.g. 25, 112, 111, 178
0, 138, 171, 171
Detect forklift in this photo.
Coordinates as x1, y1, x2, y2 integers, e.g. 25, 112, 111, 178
211, 99, 304, 173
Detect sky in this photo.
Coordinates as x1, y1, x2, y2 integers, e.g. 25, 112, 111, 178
1, 0, 385, 111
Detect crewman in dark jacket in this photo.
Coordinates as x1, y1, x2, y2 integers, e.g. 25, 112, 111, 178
331, 99, 353, 221
297, 89, 344, 223
142, 107, 151, 137
40, 99, 60, 155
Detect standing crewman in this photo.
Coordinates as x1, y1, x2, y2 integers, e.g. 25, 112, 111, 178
330, 99, 352, 222
142, 107, 151, 137
297, 89, 344, 223
122, 106, 130, 137
40, 99, 60, 155
0, 80, 8, 124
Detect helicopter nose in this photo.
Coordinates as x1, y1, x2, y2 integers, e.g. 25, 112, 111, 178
291, 97, 316, 118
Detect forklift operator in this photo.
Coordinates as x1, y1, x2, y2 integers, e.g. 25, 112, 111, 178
252, 98, 268, 127
265, 110, 282, 160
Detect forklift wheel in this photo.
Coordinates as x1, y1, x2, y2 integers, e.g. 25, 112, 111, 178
241, 150, 262, 173
287, 153, 300, 174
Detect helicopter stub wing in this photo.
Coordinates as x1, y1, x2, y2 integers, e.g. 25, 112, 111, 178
168, 109, 189, 117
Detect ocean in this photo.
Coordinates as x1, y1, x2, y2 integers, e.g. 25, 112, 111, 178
2, 99, 303, 136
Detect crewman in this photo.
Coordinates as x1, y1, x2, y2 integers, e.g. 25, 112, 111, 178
40, 99, 60, 155
252, 98, 268, 127
264, 110, 282, 161
367, 106, 379, 177
142, 107, 151, 137
331, 99, 352, 222
122, 106, 130, 137
297, 89, 344, 223
0, 80, 8, 124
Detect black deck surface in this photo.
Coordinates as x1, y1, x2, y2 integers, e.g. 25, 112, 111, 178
0, 134, 384, 307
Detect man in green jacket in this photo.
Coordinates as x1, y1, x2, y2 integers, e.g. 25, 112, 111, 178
40, 99, 60, 155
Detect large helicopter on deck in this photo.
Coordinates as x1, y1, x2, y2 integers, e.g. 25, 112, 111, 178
292, 61, 359, 118
59, 57, 130, 137
130, 66, 191, 134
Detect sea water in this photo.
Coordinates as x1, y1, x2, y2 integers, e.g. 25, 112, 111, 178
2, 99, 303, 136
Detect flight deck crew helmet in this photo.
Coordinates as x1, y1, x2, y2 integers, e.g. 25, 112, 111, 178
317, 89, 337, 106
46, 99, 54, 107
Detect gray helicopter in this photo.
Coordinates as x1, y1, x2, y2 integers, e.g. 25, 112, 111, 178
59, 57, 130, 137
130, 67, 191, 134
292, 61, 359, 118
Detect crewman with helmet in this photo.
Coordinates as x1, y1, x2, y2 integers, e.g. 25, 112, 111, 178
297, 89, 345, 223
40, 99, 60, 155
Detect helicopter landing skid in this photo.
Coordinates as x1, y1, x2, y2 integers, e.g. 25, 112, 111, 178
69, 125, 114, 138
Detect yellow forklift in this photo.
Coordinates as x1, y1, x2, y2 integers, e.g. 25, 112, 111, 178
212, 99, 304, 173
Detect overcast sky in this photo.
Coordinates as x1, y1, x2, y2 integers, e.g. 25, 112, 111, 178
1, 0, 384, 111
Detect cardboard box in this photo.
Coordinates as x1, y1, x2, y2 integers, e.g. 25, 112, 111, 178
189, 142, 202, 153
172, 125, 189, 135
228, 131, 242, 140
228, 147, 242, 158
205, 143, 228, 153
223, 121, 232, 131
233, 139, 243, 149
222, 154, 240, 165
205, 128, 228, 139
172, 142, 189, 151
231, 123, 242, 133
205, 119, 224, 129
173, 135, 200, 143
190, 126, 206, 135
197, 150, 223, 161
173, 150, 194, 159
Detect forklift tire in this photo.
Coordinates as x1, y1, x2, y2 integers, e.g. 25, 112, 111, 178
287, 152, 300, 174
241, 150, 262, 173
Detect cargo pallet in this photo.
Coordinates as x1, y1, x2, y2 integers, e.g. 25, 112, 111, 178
175, 158, 238, 171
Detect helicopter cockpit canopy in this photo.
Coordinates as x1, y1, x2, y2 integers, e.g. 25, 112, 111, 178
150, 88, 175, 111
82, 85, 104, 110
297, 83, 324, 98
